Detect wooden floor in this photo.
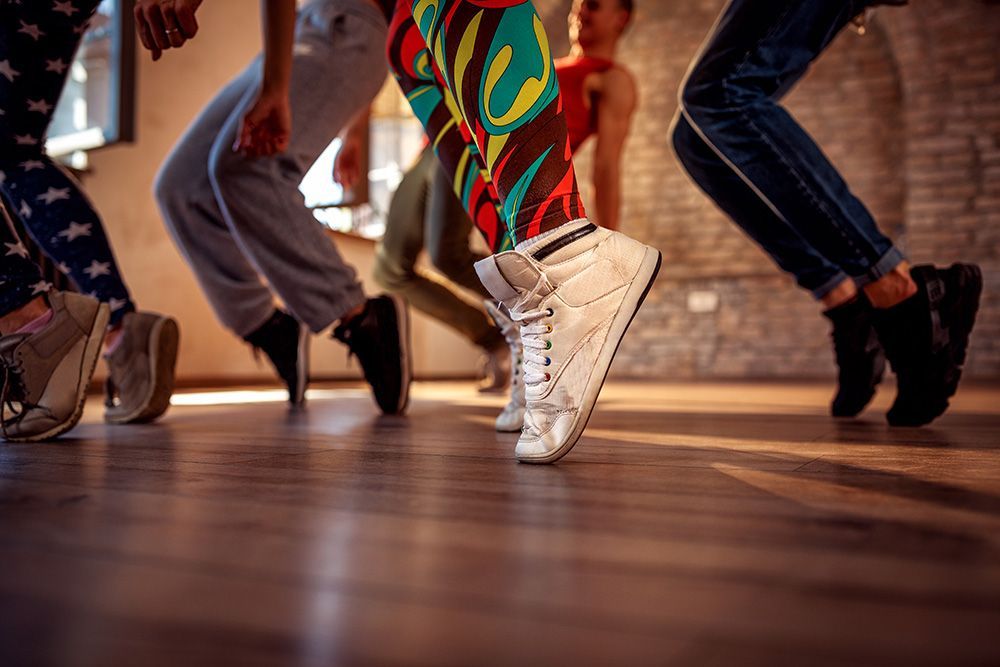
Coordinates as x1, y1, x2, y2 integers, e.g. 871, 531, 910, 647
1, 381, 999, 667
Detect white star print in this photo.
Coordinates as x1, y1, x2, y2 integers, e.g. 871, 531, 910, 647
37, 187, 71, 205
14, 134, 37, 146
108, 298, 128, 312
56, 262, 71, 274
18, 201, 32, 219
83, 261, 111, 280
18, 21, 45, 41
19, 160, 44, 172
52, 1, 78, 16
58, 221, 92, 241
45, 59, 68, 75
0, 60, 19, 82
27, 99, 54, 114
31, 281, 53, 295
4, 242, 29, 258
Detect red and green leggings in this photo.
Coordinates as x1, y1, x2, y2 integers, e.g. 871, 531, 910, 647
387, 0, 586, 253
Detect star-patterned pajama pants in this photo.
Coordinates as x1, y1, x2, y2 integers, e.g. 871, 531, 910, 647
0, 0, 134, 324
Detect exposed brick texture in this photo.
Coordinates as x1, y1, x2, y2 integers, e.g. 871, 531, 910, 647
535, 0, 1000, 379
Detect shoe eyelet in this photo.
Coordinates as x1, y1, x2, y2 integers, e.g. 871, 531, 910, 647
545, 340, 552, 350
544, 357, 551, 366
544, 373, 551, 382
545, 324, 553, 333
546, 308, 554, 317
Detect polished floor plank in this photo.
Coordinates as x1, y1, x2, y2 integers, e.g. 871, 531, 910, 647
1, 381, 999, 666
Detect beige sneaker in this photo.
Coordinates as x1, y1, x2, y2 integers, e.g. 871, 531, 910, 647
476, 220, 661, 463
104, 311, 180, 424
0, 291, 110, 442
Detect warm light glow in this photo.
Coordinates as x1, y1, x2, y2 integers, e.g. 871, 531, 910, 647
170, 388, 368, 407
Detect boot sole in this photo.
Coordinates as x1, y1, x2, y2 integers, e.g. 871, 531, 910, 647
7, 303, 111, 443
104, 316, 179, 425
518, 247, 662, 464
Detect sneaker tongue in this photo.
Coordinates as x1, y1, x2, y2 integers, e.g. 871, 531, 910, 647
475, 254, 543, 306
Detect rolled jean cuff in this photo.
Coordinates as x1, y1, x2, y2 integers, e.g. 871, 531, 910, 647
811, 271, 852, 301
853, 246, 907, 289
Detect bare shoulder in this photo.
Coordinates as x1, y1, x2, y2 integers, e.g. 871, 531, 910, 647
599, 63, 638, 113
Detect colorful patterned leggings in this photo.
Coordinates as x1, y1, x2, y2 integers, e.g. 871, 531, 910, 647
0, 0, 134, 322
387, 0, 585, 253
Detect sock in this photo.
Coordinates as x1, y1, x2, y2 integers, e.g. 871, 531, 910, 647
15, 309, 54, 335
515, 218, 591, 253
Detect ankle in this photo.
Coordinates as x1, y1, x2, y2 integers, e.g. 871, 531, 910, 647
864, 264, 918, 309
104, 325, 125, 357
820, 278, 859, 311
0, 296, 51, 335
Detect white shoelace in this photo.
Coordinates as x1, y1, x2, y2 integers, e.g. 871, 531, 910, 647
510, 279, 554, 389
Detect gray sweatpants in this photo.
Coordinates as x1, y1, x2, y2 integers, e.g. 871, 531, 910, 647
155, 0, 387, 337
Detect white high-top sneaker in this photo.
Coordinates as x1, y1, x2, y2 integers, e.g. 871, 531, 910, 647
485, 300, 525, 432
475, 220, 661, 463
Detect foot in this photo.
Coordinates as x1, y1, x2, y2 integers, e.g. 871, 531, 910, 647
475, 220, 661, 463
1, 291, 109, 442
245, 310, 310, 406
823, 297, 886, 418
485, 301, 525, 432
477, 341, 511, 394
104, 311, 180, 424
332, 295, 411, 415
872, 263, 982, 427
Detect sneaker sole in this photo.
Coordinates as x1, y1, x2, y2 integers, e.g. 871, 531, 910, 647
518, 247, 663, 464
292, 321, 310, 407
390, 293, 412, 415
104, 316, 179, 425
8, 303, 111, 443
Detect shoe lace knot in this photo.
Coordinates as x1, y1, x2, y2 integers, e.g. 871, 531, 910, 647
0, 353, 34, 431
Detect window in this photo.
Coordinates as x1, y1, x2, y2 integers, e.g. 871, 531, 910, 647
46, 0, 136, 159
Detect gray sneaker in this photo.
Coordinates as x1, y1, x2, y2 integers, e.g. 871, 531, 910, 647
104, 311, 180, 424
0, 291, 110, 442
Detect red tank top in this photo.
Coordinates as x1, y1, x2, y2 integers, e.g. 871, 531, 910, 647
555, 56, 616, 153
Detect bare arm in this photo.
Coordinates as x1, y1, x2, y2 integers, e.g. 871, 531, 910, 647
334, 106, 372, 189
591, 66, 637, 230
234, 0, 297, 157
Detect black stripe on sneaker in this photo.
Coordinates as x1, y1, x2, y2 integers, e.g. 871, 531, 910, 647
531, 223, 598, 261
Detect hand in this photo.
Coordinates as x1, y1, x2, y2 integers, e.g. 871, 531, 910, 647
333, 135, 363, 190
233, 88, 292, 158
134, 0, 203, 61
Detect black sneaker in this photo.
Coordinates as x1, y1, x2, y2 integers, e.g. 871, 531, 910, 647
872, 263, 982, 427
332, 295, 411, 415
823, 297, 886, 418
244, 310, 309, 406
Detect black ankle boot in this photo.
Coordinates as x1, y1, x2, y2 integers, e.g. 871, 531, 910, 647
871, 264, 982, 427
823, 296, 885, 418
244, 310, 309, 406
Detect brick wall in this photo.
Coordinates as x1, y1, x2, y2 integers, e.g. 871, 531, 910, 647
536, 0, 1000, 380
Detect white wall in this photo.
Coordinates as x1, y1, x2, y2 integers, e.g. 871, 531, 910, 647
83, 0, 480, 384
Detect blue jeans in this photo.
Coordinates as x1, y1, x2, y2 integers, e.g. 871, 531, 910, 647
0, 0, 135, 322
671, 0, 905, 299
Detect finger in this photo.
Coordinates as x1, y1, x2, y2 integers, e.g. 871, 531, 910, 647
144, 6, 172, 50
134, 8, 155, 51
161, 7, 186, 48
139, 20, 163, 60
175, 4, 199, 38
